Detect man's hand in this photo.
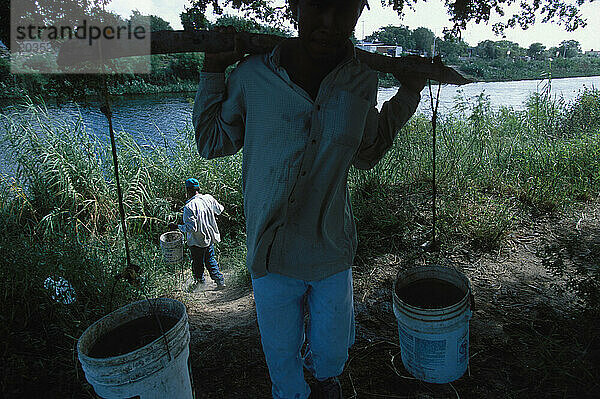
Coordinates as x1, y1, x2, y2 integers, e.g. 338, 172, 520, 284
202, 25, 245, 73
396, 76, 428, 95
392, 55, 429, 95
168, 223, 179, 232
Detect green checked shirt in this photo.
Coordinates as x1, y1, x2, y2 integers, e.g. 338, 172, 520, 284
193, 40, 420, 281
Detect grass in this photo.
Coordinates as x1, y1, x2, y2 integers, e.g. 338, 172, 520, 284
0, 98, 246, 396
0, 86, 599, 397
350, 87, 600, 257
1, 53, 206, 100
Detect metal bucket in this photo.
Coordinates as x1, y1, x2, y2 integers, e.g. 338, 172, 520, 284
393, 265, 473, 384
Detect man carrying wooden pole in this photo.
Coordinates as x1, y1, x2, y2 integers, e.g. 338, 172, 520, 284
192, 1, 426, 398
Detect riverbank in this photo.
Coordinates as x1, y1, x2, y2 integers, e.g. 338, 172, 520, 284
0, 76, 200, 101
3, 71, 600, 100
2, 55, 600, 99
0, 53, 203, 100
1, 89, 599, 397
452, 56, 600, 83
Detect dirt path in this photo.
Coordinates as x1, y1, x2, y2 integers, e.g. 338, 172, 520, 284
171, 272, 270, 398
177, 203, 600, 398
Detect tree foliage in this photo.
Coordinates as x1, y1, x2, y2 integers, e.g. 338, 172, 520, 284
180, 5, 210, 30
0, 0, 115, 48
558, 39, 582, 58
364, 22, 584, 62
129, 10, 173, 32
364, 25, 415, 49
188, 0, 593, 37
412, 27, 435, 52
211, 14, 292, 36
476, 39, 526, 59
436, 36, 469, 59
528, 42, 547, 60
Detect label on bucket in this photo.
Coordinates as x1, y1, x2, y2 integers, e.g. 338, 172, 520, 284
399, 325, 446, 368
415, 337, 446, 366
397, 320, 470, 383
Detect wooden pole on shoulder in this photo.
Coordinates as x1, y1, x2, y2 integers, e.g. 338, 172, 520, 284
57, 30, 473, 85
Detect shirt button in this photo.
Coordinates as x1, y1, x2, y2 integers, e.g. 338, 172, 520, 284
290, 198, 295, 204
311, 139, 316, 144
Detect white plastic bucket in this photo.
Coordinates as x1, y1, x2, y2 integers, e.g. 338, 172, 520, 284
392, 265, 473, 384
160, 231, 184, 264
77, 298, 193, 399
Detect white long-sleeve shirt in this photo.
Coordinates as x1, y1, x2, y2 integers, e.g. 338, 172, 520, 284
178, 193, 224, 248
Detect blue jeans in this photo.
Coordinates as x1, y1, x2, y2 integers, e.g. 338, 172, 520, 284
189, 244, 224, 284
252, 269, 355, 399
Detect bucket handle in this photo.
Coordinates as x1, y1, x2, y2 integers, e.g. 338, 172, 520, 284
449, 263, 475, 312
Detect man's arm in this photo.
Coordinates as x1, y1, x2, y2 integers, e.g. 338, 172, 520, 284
205, 194, 224, 216
193, 25, 246, 159
352, 81, 423, 170
178, 206, 198, 233
193, 67, 246, 159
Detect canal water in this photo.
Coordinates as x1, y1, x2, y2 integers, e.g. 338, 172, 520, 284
0, 75, 599, 174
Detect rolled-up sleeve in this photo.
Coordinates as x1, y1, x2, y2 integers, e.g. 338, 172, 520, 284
353, 84, 421, 170
193, 69, 246, 159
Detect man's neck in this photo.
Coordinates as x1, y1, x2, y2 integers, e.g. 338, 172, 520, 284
293, 38, 346, 74
280, 38, 349, 99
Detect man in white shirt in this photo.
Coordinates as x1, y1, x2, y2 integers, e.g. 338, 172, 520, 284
171, 178, 226, 290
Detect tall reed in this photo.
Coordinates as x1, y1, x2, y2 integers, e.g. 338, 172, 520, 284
349, 87, 600, 253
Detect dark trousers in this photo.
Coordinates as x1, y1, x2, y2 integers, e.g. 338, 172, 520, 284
189, 244, 224, 284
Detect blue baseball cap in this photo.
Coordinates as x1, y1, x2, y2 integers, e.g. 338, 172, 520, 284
185, 178, 199, 189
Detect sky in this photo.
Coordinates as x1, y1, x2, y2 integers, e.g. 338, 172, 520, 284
106, 0, 600, 51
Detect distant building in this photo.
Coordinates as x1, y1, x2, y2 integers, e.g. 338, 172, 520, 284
357, 41, 403, 57
585, 49, 600, 57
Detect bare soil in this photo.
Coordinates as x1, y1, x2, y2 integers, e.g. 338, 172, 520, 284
175, 202, 600, 399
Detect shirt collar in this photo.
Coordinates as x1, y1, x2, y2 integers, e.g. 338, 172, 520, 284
185, 193, 201, 204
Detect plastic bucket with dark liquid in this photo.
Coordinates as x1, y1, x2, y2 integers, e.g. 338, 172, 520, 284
78, 298, 192, 398
393, 265, 472, 383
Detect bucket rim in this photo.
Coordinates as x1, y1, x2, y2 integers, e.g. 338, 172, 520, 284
160, 231, 183, 242
392, 265, 472, 313
77, 297, 187, 362
394, 294, 470, 314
